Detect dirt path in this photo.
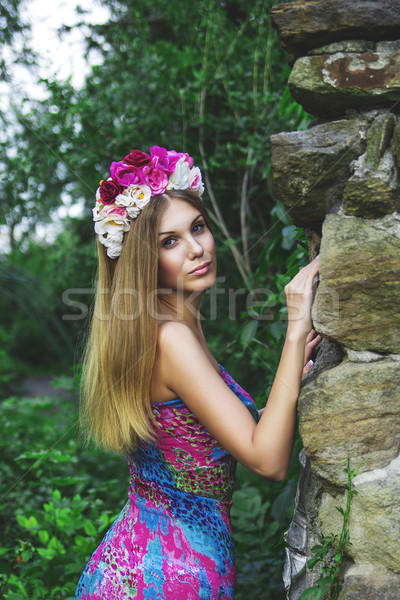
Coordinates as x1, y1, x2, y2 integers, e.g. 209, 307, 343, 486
12, 376, 69, 398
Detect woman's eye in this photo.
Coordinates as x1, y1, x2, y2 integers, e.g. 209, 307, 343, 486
162, 238, 175, 248
192, 222, 204, 233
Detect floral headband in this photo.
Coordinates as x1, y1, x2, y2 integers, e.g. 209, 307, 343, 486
92, 146, 205, 258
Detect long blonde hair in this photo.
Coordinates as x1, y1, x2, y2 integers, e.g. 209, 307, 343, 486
80, 189, 211, 452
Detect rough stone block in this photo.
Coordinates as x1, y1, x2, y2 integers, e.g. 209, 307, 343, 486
270, 120, 365, 227
338, 569, 400, 600
270, 0, 400, 62
342, 175, 399, 218
299, 359, 400, 488
312, 213, 400, 352
365, 113, 396, 168
342, 114, 399, 217
289, 41, 400, 118
319, 457, 400, 574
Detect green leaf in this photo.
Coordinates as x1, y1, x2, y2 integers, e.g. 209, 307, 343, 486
17, 515, 38, 529
239, 320, 258, 347
83, 520, 97, 536
271, 478, 296, 523
300, 587, 319, 600
21, 548, 34, 561
37, 546, 56, 560
52, 489, 62, 502
38, 530, 49, 544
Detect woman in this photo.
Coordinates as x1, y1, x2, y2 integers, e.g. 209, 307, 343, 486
75, 146, 320, 600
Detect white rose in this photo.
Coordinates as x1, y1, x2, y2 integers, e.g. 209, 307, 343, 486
125, 204, 141, 219
92, 201, 104, 221
105, 243, 123, 259
167, 157, 190, 190
94, 218, 130, 237
115, 184, 151, 208
188, 166, 205, 196
104, 230, 125, 244
93, 203, 130, 258
95, 221, 129, 258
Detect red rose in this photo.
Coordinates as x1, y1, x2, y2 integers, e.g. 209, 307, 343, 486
99, 179, 124, 204
123, 150, 151, 167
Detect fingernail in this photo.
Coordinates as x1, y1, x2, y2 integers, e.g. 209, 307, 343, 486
306, 360, 314, 369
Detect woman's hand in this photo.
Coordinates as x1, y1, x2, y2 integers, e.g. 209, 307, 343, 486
302, 329, 322, 378
284, 255, 320, 339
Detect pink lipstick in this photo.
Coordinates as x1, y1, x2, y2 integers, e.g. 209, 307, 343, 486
190, 262, 211, 275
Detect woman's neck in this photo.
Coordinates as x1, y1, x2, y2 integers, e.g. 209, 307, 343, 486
157, 290, 204, 332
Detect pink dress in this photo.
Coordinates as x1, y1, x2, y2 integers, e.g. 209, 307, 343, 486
74, 366, 259, 599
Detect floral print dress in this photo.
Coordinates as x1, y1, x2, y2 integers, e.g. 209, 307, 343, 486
74, 366, 259, 600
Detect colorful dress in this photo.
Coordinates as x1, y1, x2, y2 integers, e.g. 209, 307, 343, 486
74, 366, 259, 600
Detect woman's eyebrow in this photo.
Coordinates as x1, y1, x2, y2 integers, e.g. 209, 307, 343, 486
158, 214, 202, 236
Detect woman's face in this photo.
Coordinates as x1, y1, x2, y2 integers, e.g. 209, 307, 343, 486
157, 198, 216, 293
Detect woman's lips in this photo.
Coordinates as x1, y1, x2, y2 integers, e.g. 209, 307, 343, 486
189, 262, 211, 275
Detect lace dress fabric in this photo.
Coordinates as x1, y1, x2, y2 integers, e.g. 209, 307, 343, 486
74, 366, 259, 600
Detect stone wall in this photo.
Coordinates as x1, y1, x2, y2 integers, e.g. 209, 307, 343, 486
269, 1, 400, 598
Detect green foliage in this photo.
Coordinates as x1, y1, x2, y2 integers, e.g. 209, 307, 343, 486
230, 213, 308, 398
0, 387, 127, 598
1, 489, 116, 599
231, 436, 302, 599
0, 0, 33, 82
232, 485, 281, 598
299, 459, 357, 600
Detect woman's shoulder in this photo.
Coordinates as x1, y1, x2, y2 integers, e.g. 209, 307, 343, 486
152, 321, 208, 402
157, 320, 200, 353
156, 321, 219, 381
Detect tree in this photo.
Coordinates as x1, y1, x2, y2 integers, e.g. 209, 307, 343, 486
0, 0, 30, 81
0, 0, 311, 386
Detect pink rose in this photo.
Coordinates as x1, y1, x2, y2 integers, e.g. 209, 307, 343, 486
110, 161, 146, 187
149, 146, 181, 175
96, 204, 129, 221
142, 164, 169, 195
99, 179, 124, 204
123, 150, 151, 167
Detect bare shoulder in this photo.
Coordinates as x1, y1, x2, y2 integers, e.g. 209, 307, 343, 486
157, 321, 206, 376
153, 321, 204, 398
157, 320, 198, 349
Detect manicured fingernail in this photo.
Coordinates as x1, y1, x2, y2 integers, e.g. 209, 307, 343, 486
306, 360, 314, 369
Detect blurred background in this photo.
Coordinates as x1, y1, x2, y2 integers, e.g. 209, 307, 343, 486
0, 0, 312, 597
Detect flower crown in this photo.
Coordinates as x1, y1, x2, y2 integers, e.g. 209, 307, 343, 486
92, 146, 205, 258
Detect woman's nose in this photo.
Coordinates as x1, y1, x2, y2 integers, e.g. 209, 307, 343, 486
187, 237, 204, 259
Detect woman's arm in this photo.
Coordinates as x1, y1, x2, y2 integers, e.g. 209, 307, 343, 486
158, 257, 320, 480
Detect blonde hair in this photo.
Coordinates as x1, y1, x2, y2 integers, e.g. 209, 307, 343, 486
80, 189, 211, 452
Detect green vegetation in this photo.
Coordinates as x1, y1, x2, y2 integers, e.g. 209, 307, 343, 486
299, 459, 357, 600
1, 0, 313, 596
0, 384, 303, 599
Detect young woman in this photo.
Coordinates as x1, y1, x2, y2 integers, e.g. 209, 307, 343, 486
74, 146, 320, 600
